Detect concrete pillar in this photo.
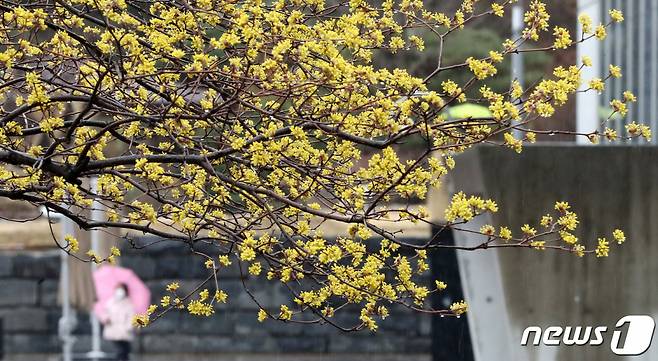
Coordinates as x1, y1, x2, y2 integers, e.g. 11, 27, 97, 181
576, 0, 602, 143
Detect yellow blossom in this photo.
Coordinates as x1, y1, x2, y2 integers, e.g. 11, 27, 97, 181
258, 309, 268, 322
612, 229, 626, 244
581, 56, 592, 67
553, 27, 572, 49
609, 9, 624, 23
609, 64, 622, 78
530, 241, 545, 250
64, 235, 79, 253
491, 3, 504, 17
279, 305, 292, 320
435, 280, 447, 290
499, 226, 512, 241
578, 14, 592, 34
248, 262, 262, 276
166, 282, 180, 292
595, 24, 607, 40
596, 238, 610, 257
450, 300, 468, 315
521, 224, 536, 236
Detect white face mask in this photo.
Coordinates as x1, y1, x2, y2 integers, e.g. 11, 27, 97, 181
114, 287, 127, 300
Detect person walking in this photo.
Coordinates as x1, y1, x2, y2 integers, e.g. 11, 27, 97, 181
99, 284, 135, 361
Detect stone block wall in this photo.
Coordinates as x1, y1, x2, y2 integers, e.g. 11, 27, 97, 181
0, 252, 62, 359
0, 240, 435, 361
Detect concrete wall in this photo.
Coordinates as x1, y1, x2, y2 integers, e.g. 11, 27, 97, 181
0, 241, 433, 361
451, 145, 658, 361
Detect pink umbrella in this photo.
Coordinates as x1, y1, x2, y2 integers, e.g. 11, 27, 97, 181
92, 265, 151, 319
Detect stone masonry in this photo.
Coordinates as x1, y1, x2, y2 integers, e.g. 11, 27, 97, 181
0, 238, 435, 361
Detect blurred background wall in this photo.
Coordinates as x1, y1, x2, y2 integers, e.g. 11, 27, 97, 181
0, 241, 434, 361
450, 145, 658, 361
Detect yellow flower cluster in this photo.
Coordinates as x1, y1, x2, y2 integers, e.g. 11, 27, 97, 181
504, 133, 523, 153
445, 192, 498, 222
467, 57, 498, 80
579, 14, 593, 34
64, 235, 79, 253
463, 200, 628, 259
450, 300, 468, 315
525, 65, 582, 118
553, 27, 572, 49
523, 0, 550, 41
626, 122, 652, 141
595, 238, 610, 258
